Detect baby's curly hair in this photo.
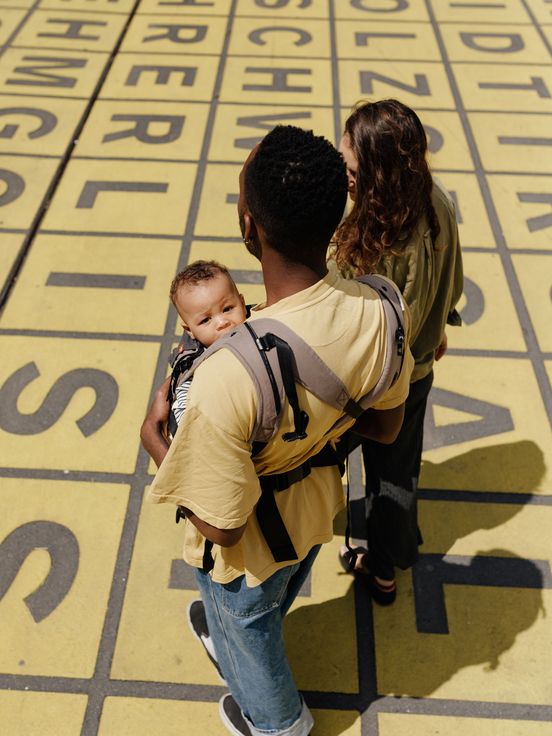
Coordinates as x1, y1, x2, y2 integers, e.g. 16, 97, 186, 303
169, 260, 233, 303
334, 99, 440, 275
245, 125, 347, 265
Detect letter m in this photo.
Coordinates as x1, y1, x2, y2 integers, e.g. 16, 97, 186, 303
6, 56, 87, 88
359, 71, 430, 96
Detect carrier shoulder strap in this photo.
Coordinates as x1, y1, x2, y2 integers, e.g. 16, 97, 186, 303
167, 333, 204, 437
178, 316, 362, 445
327, 274, 406, 436
179, 321, 284, 444
179, 315, 361, 445
179, 274, 406, 446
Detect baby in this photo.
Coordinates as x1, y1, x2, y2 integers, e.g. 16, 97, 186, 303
167, 260, 248, 434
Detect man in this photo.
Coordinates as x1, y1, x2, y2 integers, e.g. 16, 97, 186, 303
141, 126, 414, 736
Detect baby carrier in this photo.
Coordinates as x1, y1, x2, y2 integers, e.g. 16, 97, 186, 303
167, 337, 204, 438
172, 275, 407, 571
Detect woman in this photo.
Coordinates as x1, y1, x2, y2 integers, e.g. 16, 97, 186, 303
334, 99, 463, 604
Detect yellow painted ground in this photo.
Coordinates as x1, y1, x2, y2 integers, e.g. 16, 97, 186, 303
0, 0, 551, 734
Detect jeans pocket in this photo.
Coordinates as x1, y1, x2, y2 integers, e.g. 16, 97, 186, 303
220, 563, 298, 619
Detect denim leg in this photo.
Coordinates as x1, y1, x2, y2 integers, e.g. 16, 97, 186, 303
194, 566, 249, 707
280, 545, 320, 618
194, 559, 315, 735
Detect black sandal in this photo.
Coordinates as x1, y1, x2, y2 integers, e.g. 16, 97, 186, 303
338, 545, 370, 575
338, 546, 396, 605
367, 575, 396, 606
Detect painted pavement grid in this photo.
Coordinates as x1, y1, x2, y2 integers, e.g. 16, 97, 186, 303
0, 0, 551, 734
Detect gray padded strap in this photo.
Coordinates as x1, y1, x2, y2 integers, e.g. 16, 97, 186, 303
247, 318, 357, 411
328, 275, 406, 435
179, 318, 359, 443
180, 323, 285, 444
180, 274, 406, 444
356, 274, 405, 399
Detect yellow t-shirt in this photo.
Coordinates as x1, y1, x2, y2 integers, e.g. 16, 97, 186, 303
148, 269, 413, 586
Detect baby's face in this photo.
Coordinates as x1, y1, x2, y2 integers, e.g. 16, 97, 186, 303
174, 273, 247, 347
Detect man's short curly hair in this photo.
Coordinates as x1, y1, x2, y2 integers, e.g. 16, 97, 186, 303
245, 125, 347, 263
169, 260, 233, 303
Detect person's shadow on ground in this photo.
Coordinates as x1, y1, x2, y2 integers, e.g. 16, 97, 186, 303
343, 439, 545, 546
285, 551, 545, 733
419, 438, 547, 495
283, 440, 548, 734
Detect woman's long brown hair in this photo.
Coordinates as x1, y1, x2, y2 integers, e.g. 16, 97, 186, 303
334, 99, 440, 275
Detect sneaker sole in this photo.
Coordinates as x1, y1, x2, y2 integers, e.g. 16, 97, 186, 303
186, 601, 227, 684
219, 696, 251, 736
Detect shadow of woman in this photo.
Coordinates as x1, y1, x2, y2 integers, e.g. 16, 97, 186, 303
417, 440, 546, 558
315, 441, 548, 728
337, 440, 546, 555
419, 438, 546, 494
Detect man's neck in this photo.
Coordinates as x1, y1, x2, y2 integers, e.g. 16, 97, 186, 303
260, 247, 328, 307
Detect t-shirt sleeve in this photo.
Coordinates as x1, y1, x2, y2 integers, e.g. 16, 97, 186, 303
148, 352, 261, 529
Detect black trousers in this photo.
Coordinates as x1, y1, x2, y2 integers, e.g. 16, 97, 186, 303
362, 370, 434, 580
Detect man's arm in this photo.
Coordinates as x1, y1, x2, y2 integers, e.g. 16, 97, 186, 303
181, 508, 247, 547
352, 403, 405, 444
142, 376, 249, 548
140, 377, 171, 468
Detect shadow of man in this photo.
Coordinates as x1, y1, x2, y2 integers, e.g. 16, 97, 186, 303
285, 549, 546, 732
284, 583, 361, 736
373, 547, 547, 699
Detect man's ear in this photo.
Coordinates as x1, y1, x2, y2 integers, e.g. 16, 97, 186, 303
243, 212, 256, 243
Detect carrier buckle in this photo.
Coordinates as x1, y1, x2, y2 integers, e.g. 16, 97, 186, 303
282, 410, 309, 442
396, 326, 405, 356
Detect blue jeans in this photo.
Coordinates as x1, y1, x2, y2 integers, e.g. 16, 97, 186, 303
194, 546, 320, 735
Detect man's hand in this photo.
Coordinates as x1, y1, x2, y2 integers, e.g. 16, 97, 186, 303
435, 333, 448, 361
143, 379, 247, 546
352, 403, 405, 444
140, 376, 171, 468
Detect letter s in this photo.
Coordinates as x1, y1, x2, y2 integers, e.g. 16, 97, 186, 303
0, 362, 119, 436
